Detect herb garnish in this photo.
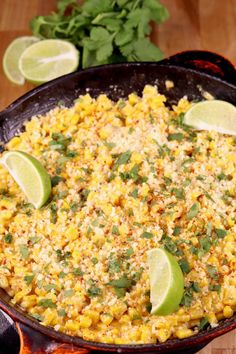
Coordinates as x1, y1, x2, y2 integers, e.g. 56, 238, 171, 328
167, 133, 184, 142
73, 267, 84, 276
51, 175, 64, 187
199, 317, 209, 331
187, 203, 199, 220
206, 265, 219, 280
4, 233, 13, 244
38, 298, 56, 308
178, 258, 191, 274
24, 274, 34, 285
87, 283, 102, 298
113, 150, 132, 170
19, 244, 29, 259
112, 225, 120, 235
141, 231, 154, 239
50, 203, 58, 224
30, 0, 168, 68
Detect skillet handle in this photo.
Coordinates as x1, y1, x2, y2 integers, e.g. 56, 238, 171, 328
16, 322, 89, 354
159, 50, 236, 85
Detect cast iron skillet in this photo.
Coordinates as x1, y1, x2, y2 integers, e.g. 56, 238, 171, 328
0, 51, 236, 354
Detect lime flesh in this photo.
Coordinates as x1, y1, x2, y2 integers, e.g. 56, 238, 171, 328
3, 36, 39, 85
19, 39, 79, 85
147, 248, 184, 316
0, 151, 51, 209
184, 100, 236, 135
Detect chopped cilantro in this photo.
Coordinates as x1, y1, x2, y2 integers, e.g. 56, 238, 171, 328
201, 187, 215, 202
217, 172, 227, 181
66, 150, 78, 158
112, 225, 120, 235
167, 133, 184, 142
49, 133, 71, 154
70, 202, 79, 213
180, 287, 193, 307
113, 150, 132, 170
178, 258, 191, 274
209, 284, 221, 293
108, 171, 116, 181
79, 189, 90, 207
64, 289, 74, 297
190, 281, 201, 293
206, 265, 218, 280
58, 271, 66, 278
130, 188, 138, 198
4, 233, 13, 244
163, 176, 172, 186
199, 237, 212, 255
199, 317, 209, 331
187, 203, 199, 220
73, 267, 84, 276
183, 178, 191, 187
114, 287, 126, 298
57, 309, 67, 317
162, 235, 183, 256
128, 127, 134, 134
182, 158, 194, 166
173, 227, 181, 236
19, 244, 29, 259
50, 203, 58, 224
141, 231, 154, 239
126, 248, 134, 258
171, 187, 185, 200
81, 167, 93, 175
55, 249, 71, 262
87, 284, 102, 298
87, 226, 93, 235
24, 274, 34, 285
103, 141, 116, 149
206, 222, 213, 237
44, 284, 57, 292
32, 313, 44, 322
215, 228, 227, 239
108, 255, 121, 273
145, 302, 152, 313
51, 175, 64, 187
29, 236, 41, 245
92, 257, 98, 265
108, 276, 132, 289
38, 298, 56, 308
196, 175, 206, 181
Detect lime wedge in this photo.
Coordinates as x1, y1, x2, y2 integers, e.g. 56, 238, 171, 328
184, 100, 236, 135
147, 248, 184, 316
19, 39, 79, 85
0, 151, 51, 209
3, 36, 40, 85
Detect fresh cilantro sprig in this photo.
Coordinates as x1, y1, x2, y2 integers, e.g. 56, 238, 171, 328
30, 0, 169, 68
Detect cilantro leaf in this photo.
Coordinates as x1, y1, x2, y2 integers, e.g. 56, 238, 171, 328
38, 298, 56, 308
30, 0, 168, 68
167, 133, 184, 142
199, 317, 209, 331
187, 203, 199, 220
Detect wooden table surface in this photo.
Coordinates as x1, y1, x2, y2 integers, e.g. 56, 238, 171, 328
0, 1, 235, 353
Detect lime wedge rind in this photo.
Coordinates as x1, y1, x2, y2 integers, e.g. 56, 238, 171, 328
184, 100, 236, 135
147, 248, 184, 316
3, 36, 40, 85
0, 151, 51, 209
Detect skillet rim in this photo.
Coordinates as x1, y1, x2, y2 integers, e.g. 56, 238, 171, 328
0, 61, 235, 352
1, 61, 236, 117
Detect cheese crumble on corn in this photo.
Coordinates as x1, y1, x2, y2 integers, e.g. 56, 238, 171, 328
0, 85, 235, 344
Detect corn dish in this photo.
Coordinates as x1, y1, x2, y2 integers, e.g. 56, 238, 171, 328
0, 85, 235, 344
